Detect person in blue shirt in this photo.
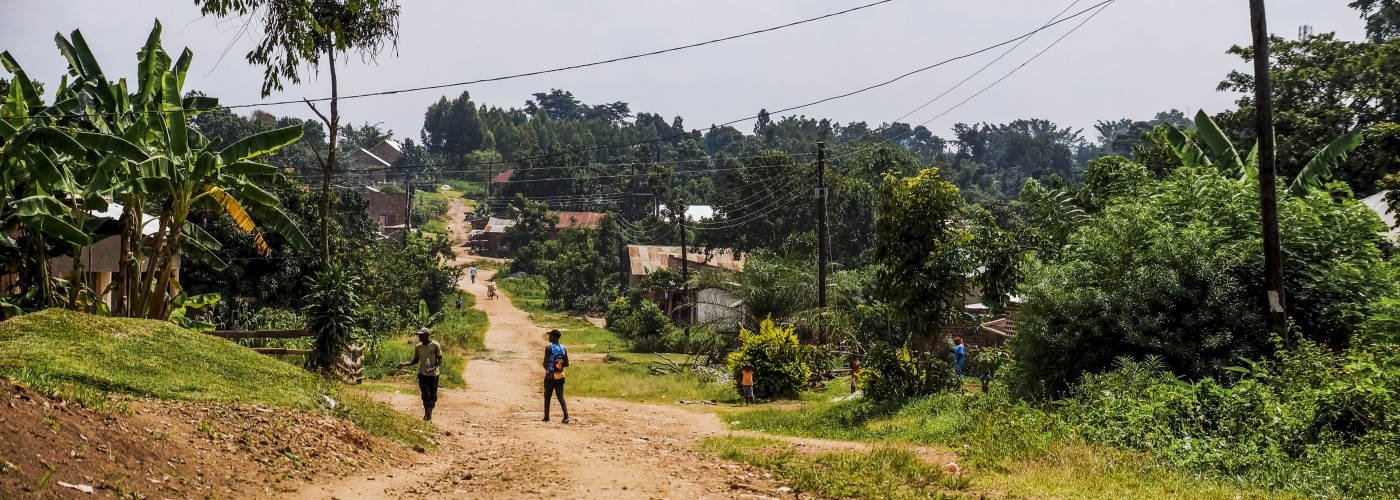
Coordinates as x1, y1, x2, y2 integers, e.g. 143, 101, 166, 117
470, 266, 478, 283
953, 337, 966, 378
542, 329, 571, 423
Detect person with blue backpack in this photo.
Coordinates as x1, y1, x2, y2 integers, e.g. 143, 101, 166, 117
542, 329, 571, 423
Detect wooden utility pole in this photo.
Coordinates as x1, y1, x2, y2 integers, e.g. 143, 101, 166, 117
678, 200, 690, 339
1250, 0, 1288, 339
817, 142, 828, 311
404, 172, 412, 240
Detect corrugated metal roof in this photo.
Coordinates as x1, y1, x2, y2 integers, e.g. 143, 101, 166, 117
555, 212, 604, 229
1361, 191, 1398, 241
628, 245, 744, 276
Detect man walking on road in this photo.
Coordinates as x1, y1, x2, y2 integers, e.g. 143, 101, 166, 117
396, 327, 443, 421
542, 329, 570, 423
470, 266, 477, 284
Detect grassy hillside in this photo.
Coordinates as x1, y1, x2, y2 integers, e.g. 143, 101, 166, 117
0, 309, 434, 447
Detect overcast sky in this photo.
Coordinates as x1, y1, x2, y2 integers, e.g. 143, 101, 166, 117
0, 0, 1369, 144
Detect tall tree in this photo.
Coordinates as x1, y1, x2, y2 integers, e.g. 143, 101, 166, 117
194, 0, 402, 263
421, 91, 487, 162
872, 167, 972, 346
1352, 0, 1400, 42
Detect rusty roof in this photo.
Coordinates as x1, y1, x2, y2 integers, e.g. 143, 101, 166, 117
627, 245, 744, 276
554, 212, 604, 229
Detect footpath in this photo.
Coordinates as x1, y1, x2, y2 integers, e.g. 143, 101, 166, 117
290, 199, 798, 499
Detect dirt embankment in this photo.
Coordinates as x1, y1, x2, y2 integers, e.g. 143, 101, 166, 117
0, 380, 410, 499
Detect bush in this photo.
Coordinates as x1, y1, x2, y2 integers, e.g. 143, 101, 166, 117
605, 294, 672, 345
726, 318, 813, 399
860, 341, 957, 401
543, 225, 615, 312
303, 263, 360, 374
1064, 341, 1400, 498
1006, 168, 1395, 398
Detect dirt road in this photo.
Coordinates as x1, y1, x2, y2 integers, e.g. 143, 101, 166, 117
291, 199, 799, 499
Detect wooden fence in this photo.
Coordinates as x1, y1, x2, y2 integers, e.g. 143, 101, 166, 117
207, 330, 313, 356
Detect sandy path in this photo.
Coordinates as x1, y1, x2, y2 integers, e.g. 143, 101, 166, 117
290, 198, 801, 499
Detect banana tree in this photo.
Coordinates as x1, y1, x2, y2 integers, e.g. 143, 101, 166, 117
114, 66, 312, 320
1162, 110, 1363, 194
0, 52, 97, 310
18, 21, 314, 323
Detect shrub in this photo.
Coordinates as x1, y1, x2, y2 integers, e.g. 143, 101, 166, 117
1007, 168, 1395, 398
303, 263, 360, 374
726, 318, 813, 399
605, 293, 672, 345
1064, 341, 1400, 497
860, 341, 957, 401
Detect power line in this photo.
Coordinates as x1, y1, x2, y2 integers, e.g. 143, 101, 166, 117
909, 0, 1116, 131
222, 0, 899, 110
888, 0, 1084, 125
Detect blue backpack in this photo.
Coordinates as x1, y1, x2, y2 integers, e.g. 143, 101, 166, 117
547, 344, 567, 374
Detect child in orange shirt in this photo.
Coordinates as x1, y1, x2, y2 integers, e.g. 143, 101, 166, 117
740, 363, 756, 405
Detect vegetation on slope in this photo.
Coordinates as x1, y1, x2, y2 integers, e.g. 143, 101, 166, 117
0, 309, 435, 448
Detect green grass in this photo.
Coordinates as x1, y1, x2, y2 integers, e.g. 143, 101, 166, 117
359, 383, 421, 396
438, 179, 484, 197
715, 394, 1291, 499
0, 309, 435, 449
701, 435, 1285, 500
364, 337, 467, 389
435, 292, 488, 350
567, 352, 737, 404
496, 276, 622, 353
419, 220, 448, 234
699, 436, 967, 499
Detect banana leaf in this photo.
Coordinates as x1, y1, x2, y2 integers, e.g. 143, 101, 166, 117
218, 125, 304, 164
23, 213, 91, 246
1290, 129, 1365, 196
229, 181, 280, 208
161, 72, 187, 157
183, 220, 224, 252
244, 203, 313, 253
27, 127, 85, 158
13, 195, 65, 217
0, 52, 43, 109
182, 96, 219, 115
1164, 125, 1210, 169
114, 177, 174, 195
1193, 110, 1243, 173
134, 21, 170, 106
55, 30, 115, 115
223, 161, 278, 176
181, 237, 228, 271
72, 131, 149, 162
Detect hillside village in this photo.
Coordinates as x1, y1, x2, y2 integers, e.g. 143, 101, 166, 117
4, 1, 1400, 499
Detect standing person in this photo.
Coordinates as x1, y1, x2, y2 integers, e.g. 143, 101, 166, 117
469, 265, 477, 284
849, 356, 862, 394
953, 337, 966, 379
740, 363, 756, 405
455, 294, 463, 311
542, 329, 570, 423
396, 327, 443, 421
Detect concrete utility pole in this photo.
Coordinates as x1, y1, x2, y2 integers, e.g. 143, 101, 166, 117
1250, 0, 1289, 339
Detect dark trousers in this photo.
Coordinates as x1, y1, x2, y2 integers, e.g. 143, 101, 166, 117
418, 374, 439, 409
544, 377, 567, 418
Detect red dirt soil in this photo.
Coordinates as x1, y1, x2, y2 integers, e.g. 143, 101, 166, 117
0, 380, 410, 499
